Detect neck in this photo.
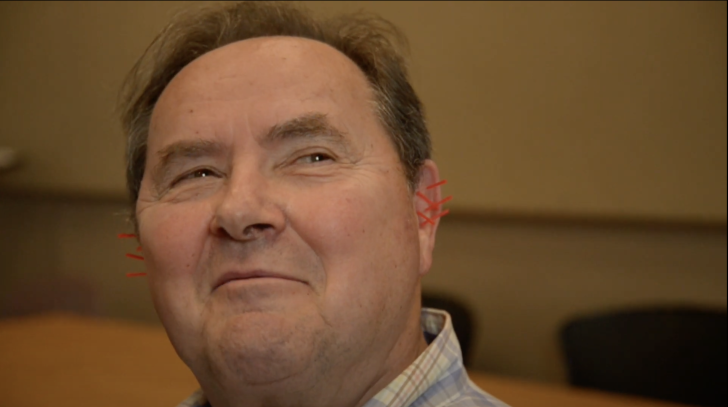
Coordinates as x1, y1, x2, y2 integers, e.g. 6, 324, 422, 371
349, 309, 429, 407
201, 300, 428, 407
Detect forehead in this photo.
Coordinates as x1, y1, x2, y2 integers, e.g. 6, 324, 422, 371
150, 36, 378, 141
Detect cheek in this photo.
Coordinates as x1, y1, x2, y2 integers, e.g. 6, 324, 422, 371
292, 180, 418, 306
139, 202, 211, 282
297, 187, 379, 255
137, 201, 213, 369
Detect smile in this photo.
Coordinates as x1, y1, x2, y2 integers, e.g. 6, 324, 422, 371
213, 270, 305, 291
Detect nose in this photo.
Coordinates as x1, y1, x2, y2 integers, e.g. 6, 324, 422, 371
209, 170, 286, 242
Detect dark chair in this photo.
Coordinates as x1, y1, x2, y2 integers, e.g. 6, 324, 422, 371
561, 307, 727, 407
422, 292, 475, 367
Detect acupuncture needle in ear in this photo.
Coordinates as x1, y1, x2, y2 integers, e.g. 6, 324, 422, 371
418, 211, 435, 226
426, 179, 447, 189
426, 196, 453, 211
119, 234, 147, 277
418, 208, 451, 227
416, 191, 435, 205
416, 179, 452, 225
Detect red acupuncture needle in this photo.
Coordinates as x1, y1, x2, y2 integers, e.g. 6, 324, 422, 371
119, 233, 145, 277
416, 191, 435, 205
417, 211, 435, 225
426, 179, 447, 189
427, 196, 453, 211
416, 179, 451, 225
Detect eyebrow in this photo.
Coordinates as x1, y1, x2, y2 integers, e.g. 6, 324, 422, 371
150, 113, 349, 190
262, 112, 348, 149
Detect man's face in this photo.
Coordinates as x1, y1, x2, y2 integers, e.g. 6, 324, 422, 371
136, 37, 436, 390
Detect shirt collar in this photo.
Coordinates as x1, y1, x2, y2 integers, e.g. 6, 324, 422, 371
365, 308, 460, 407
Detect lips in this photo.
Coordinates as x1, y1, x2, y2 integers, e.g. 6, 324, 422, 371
213, 270, 305, 291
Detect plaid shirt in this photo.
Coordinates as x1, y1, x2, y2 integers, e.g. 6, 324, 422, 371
177, 308, 509, 407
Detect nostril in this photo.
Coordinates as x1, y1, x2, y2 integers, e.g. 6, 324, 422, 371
242, 223, 273, 237
215, 225, 234, 240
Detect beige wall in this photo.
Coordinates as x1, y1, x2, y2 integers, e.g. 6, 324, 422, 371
0, 196, 725, 384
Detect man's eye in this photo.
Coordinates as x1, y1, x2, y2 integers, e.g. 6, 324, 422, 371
173, 168, 219, 185
298, 153, 333, 164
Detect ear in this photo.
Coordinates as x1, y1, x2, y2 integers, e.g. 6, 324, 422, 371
413, 159, 446, 277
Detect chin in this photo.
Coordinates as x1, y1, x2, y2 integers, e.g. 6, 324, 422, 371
205, 310, 330, 385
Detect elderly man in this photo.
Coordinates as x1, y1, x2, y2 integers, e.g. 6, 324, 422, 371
119, 2, 508, 407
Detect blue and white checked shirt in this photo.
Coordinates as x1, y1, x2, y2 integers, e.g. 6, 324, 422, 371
177, 308, 510, 407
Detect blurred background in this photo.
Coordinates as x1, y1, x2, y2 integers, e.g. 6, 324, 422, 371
0, 0, 725, 392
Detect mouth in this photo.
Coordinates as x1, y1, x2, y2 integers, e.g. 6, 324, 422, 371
213, 270, 305, 291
